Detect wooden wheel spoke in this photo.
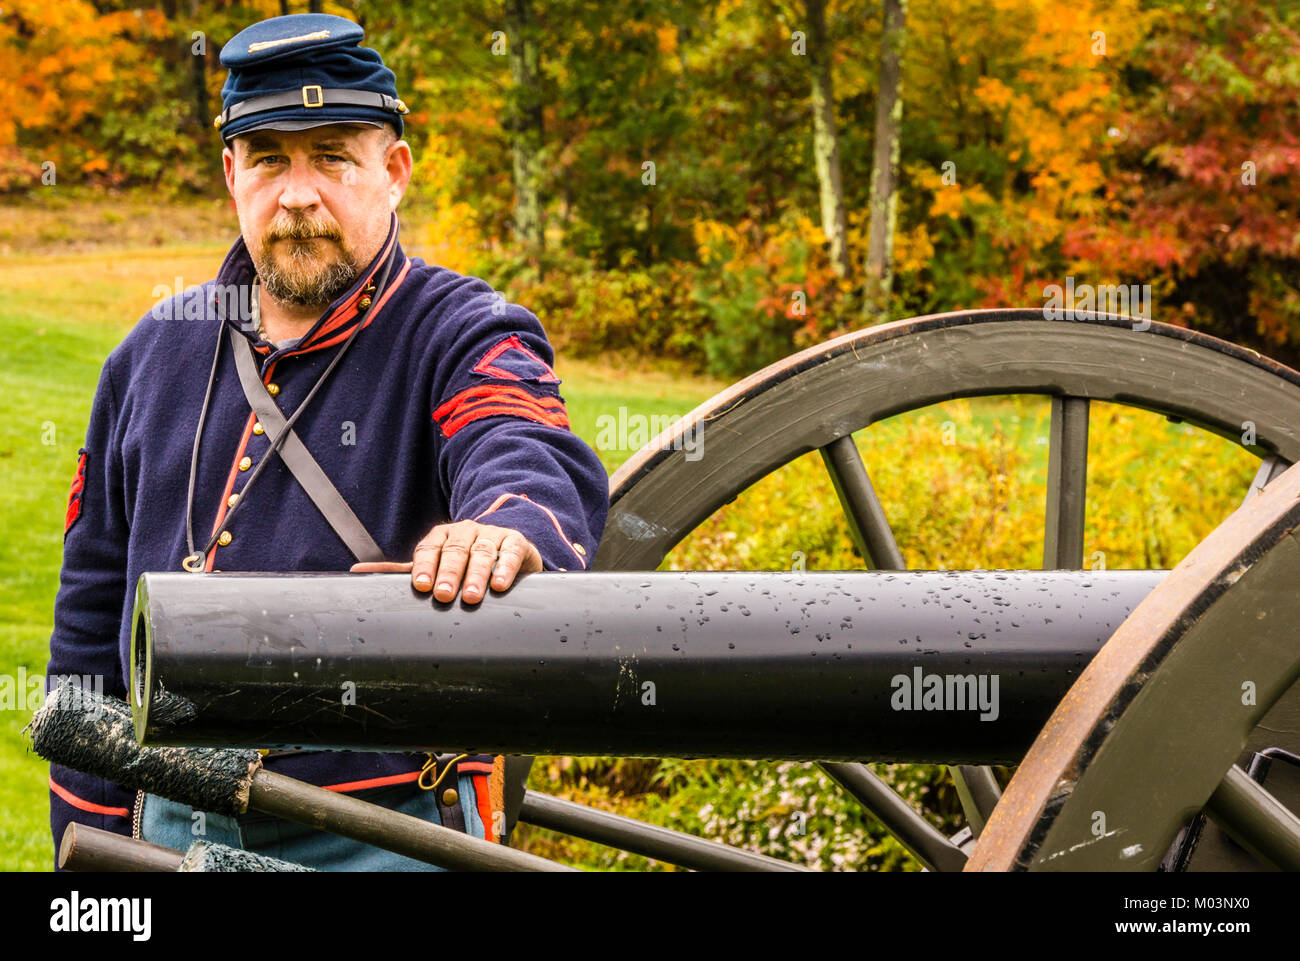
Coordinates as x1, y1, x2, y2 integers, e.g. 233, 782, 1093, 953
1242, 454, 1290, 505
950, 765, 1003, 838
1203, 765, 1300, 871
820, 435, 905, 570
1043, 396, 1089, 570
821, 761, 968, 872
821, 434, 1006, 848
517, 792, 808, 872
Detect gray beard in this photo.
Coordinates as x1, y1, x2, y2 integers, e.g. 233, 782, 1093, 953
254, 246, 359, 308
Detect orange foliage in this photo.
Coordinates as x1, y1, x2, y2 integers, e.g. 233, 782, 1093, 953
0, 0, 167, 186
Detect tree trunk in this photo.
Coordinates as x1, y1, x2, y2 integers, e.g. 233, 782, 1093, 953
506, 0, 545, 256
191, 25, 207, 130
863, 0, 907, 322
805, 0, 849, 278
192, 53, 207, 129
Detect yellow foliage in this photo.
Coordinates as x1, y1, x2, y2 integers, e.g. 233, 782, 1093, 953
413, 128, 495, 272
908, 0, 1150, 282
667, 398, 1255, 575
973, 76, 1014, 110
418, 200, 482, 275
657, 24, 678, 57
693, 219, 742, 262
929, 188, 965, 220
893, 223, 935, 279
0, 0, 166, 154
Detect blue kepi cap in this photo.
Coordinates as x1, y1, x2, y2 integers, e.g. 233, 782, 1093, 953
214, 13, 407, 144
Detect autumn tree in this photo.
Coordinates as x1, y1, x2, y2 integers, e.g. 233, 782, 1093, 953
798, 0, 850, 277
862, 0, 907, 320
1069, 0, 1300, 362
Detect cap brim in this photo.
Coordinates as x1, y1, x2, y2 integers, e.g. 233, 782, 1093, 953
235, 118, 383, 134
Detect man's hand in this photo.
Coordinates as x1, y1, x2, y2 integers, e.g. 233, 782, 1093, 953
350, 520, 543, 604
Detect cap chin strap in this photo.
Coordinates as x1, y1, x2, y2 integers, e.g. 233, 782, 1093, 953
214, 85, 408, 130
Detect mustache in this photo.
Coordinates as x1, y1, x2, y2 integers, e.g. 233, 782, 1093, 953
264, 218, 343, 243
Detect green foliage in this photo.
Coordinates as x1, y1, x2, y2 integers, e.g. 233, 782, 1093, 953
644, 759, 956, 871
97, 90, 207, 192
468, 210, 844, 379
687, 255, 788, 376
476, 249, 708, 361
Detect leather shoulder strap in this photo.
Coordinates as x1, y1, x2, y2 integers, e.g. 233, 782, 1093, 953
229, 327, 385, 563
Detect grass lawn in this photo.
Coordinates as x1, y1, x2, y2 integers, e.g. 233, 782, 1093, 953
0, 226, 1260, 871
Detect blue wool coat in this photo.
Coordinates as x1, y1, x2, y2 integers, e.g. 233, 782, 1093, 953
46, 214, 609, 859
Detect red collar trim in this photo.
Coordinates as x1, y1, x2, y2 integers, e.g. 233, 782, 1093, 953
218, 214, 403, 356
289, 227, 400, 355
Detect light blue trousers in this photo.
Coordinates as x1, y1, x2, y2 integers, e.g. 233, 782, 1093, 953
140, 774, 487, 872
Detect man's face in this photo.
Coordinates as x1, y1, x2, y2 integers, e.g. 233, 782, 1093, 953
222, 123, 412, 308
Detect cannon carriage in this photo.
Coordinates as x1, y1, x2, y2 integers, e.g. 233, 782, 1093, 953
44, 309, 1300, 872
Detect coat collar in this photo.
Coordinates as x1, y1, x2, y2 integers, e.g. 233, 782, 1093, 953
213, 212, 405, 357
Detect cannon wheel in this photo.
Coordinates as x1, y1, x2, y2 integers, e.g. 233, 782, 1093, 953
573, 307, 1300, 871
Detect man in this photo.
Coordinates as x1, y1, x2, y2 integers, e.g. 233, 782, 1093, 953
45, 13, 609, 870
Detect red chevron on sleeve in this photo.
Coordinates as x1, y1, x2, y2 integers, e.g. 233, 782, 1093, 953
471, 334, 560, 383
64, 450, 87, 535
433, 384, 570, 439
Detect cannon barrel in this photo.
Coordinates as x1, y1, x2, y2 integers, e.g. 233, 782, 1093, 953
131, 570, 1164, 763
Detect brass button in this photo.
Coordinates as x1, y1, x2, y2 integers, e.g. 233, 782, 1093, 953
441, 788, 459, 807
358, 296, 372, 310
253, 422, 264, 435
218, 531, 232, 546
227, 494, 239, 508
239, 456, 252, 471
573, 542, 586, 556
266, 383, 280, 397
